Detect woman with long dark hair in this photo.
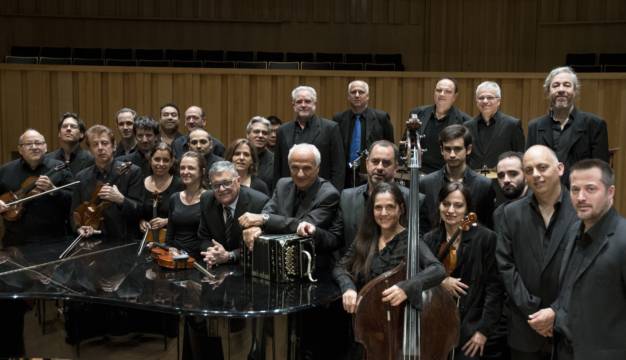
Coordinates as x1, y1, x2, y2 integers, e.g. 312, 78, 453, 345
424, 181, 502, 359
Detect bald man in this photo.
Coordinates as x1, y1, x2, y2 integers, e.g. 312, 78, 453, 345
496, 145, 578, 360
172, 105, 225, 159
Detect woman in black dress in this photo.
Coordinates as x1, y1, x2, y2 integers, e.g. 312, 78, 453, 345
165, 151, 206, 259
224, 138, 269, 195
424, 182, 502, 359
139, 142, 183, 240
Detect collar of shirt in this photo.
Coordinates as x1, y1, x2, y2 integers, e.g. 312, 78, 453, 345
94, 161, 115, 181
550, 108, 575, 128
582, 207, 616, 241
529, 187, 565, 220
478, 112, 498, 126
442, 165, 470, 183
222, 195, 239, 220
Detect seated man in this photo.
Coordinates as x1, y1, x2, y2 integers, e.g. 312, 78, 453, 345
239, 143, 341, 271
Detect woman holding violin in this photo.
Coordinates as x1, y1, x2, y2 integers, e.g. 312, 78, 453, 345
138, 142, 183, 242
224, 138, 269, 196
333, 181, 446, 358
424, 182, 502, 359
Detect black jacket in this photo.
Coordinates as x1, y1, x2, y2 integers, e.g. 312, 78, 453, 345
466, 111, 525, 169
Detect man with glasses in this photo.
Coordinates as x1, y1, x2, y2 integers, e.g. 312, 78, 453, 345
246, 116, 274, 190
116, 116, 160, 177
158, 102, 183, 146
0, 129, 73, 358
408, 77, 471, 174
172, 105, 225, 159
45, 112, 94, 175
420, 124, 495, 228
466, 81, 525, 170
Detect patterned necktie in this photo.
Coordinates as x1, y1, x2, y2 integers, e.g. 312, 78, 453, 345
349, 114, 362, 163
224, 206, 233, 244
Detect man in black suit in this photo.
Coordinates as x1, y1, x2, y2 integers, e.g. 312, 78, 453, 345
419, 124, 495, 229
116, 116, 160, 178
273, 86, 345, 190
494, 151, 528, 209
187, 128, 224, 179
45, 112, 94, 175
172, 105, 225, 159
245, 116, 274, 190
408, 77, 471, 174
113, 107, 138, 158
526, 66, 609, 185
199, 161, 269, 267
496, 145, 577, 360
466, 81, 525, 170
549, 159, 626, 360
333, 80, 394, 188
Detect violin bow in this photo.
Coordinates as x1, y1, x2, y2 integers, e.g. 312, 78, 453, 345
4, 181, 80, 207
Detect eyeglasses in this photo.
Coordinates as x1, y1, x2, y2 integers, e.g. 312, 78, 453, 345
190, 139, 210, 145
19, 141, 46, 148
210, 179, 235, 190
477, 95, 499, 102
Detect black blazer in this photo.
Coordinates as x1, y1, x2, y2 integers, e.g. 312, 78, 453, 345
273, 115, 346, 190
553, 208, 626, 360
466, 111, 525, 169
424, 224, 503, 344
333, 107, 394, 163
197, 186, 269, 256
408, 104, 471, 131
419, 167, 495, 229
526, 108, 609, 174
495, 189, 577, 352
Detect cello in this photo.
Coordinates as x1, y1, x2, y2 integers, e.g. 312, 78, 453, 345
353, 114, 460, 359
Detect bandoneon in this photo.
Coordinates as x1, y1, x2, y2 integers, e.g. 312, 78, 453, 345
243, 233, 316, 283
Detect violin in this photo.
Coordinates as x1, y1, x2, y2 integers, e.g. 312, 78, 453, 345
149, 242, 214, 279
0, 163, 68, 221
437, 212, 478, 275
147, 192, 166, 243
73, 162, 131, 230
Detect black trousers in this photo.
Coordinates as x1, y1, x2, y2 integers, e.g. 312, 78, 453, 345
0, 299, 27, 358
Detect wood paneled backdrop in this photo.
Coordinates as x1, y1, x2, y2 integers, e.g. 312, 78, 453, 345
2, 0, 626, 72
1, 64, 625, 213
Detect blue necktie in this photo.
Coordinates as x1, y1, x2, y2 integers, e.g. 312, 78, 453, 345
349, 114, 362, 163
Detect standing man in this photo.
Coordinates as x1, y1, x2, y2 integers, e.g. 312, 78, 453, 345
266, 115, 282, 152
526, 66, 609, 184
496, 145, 577, 360
158, 102, 183, 146
408, 77, 471, 174
172, 105, 225, 159
72, 125, 142, 241
333, 80, 394, 188
113, 107, 137, 158
45, 112, 94, 175
245, 116, 274, 190
551, 159, 626, 360
273, 86, 346, 190
116, 116, 160, 177
419, 124, 495, 228
188, 128, 224, 173
466, 81, 525, 170
494, 151, 528, 209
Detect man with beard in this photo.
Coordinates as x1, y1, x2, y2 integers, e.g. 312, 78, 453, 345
408, 77, 471, 174
419, 124, 495, 228
333, 80, 394, 188
494, 151, 527, 209
158, 102, 183, 146
496, 145, 578, 360
172, 105, 225, 159
0, 129, 73, 357
45, 112, 94, 175
113, 107, 138, 158
245, 116, 274, 190
116, 116, 160, 177
526, 67, 609, 185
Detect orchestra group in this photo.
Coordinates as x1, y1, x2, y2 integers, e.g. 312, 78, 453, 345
0, 65, 624, 360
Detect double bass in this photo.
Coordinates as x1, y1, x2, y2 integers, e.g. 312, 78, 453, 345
353, 115, 460, 359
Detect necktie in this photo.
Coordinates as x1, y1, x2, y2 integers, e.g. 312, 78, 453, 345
224, 206, 233, 244
349, 114, 362, 163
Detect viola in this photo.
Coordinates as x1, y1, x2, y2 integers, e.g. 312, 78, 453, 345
72, 162, 131, 230
437, 212, 478, 275
0, 162, 68, 221
149, 242, 214, 279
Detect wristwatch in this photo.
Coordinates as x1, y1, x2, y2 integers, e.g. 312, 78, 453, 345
228, 251, 236, 263
261, 213, 270, 225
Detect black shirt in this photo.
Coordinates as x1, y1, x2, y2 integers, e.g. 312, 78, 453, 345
45, 146, 94, 176
72, 160, 143, 242
116, 150, 151, 179
139, 176, 184, 220
421, 112, 451, 173
529, 192, 564, 254
256, 148, 274, 192
165, 192, 202, 259
476, 116, 497, 164
0, 157, 74, 246
550, 112, 574, 155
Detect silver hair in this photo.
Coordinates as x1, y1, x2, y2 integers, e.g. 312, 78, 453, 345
348, 80, 369, 94
475, 81, 501, 98
288, 143, 321, 167
291, 86, 317, 103
543, 66, 579, 96
245, 116, 271, 133
208, 160, 239, 179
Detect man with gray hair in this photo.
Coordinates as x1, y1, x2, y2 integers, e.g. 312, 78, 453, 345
246, 116, 274, 190
466, 81, 525, 170
273, 85, 346, 190
333, 80, 394, 188
526, 66, 609, 185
